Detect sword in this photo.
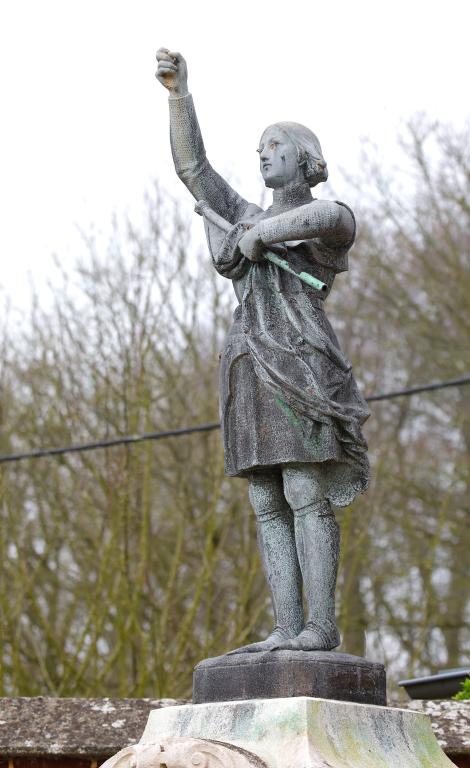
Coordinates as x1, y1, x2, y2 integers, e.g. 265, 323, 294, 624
194, 200, 327, 293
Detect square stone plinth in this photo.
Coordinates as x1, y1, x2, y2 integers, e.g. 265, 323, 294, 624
140, 697, 454, 768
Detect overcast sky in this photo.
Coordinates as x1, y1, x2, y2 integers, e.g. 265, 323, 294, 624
1, 0, 469, 307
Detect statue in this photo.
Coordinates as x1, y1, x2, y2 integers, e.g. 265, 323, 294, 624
155, 48, 370, 654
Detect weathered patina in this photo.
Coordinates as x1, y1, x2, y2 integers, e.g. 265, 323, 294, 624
155, 49, 369, 654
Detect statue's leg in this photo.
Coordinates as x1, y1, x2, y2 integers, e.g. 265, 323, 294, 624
227, 468, 304, 655
272, 464, 341, 652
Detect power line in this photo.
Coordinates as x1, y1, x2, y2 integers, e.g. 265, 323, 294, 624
0, 374, 469, 466
365, 374, 470, 401
0, 422, 221, 465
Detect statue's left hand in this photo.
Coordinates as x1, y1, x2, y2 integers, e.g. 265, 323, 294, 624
238, 226, 265, 262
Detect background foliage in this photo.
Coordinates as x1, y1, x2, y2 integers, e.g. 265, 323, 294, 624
0, 119, 469, 697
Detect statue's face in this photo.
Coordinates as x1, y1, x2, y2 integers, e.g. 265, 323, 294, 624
258, 127, 304, 189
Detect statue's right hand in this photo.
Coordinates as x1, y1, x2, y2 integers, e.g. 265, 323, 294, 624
155, 48, 188, 96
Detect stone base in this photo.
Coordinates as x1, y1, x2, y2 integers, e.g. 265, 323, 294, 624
193, 650, 386, 706
138, 697, 454, 768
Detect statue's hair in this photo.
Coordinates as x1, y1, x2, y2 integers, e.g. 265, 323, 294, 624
266, 121, 328, 187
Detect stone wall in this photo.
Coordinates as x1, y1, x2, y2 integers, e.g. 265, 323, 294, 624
0, 698, 468, 767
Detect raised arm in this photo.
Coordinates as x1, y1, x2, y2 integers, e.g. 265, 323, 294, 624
156, 49, 249, 224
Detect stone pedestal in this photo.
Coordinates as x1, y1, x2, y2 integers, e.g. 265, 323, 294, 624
137, 697, 454, 768
193, 650, 386, 706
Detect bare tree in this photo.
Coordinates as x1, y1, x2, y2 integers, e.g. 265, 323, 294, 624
329, 117, 470, 679
1, 118, 469, 696
0, 187, 269, 697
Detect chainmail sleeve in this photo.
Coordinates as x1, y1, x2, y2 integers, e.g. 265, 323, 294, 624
256, 200, 355, 249
168, 93, 249, 224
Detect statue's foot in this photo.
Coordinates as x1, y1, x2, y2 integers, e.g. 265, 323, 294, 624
270, 621, 340, 651
226, 626, 296, 655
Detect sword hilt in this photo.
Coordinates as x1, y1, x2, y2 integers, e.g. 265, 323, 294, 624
195, 200, 232, 234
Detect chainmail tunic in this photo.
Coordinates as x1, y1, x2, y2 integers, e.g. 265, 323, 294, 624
169, 94, 370, 506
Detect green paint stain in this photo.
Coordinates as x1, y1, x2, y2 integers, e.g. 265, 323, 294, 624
275, 396, 324, 457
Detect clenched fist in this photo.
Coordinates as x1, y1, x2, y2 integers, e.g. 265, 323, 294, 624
237, 225, 265, 262
155, 48, 188, 97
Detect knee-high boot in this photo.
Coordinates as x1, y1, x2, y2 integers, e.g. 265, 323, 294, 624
273, 500, 340, 651
293, 500, 341, 650
228, 490, 304, 654
257, 504, 304, 638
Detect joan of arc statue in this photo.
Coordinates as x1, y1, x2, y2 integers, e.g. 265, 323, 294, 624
156, 48, 370, 653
